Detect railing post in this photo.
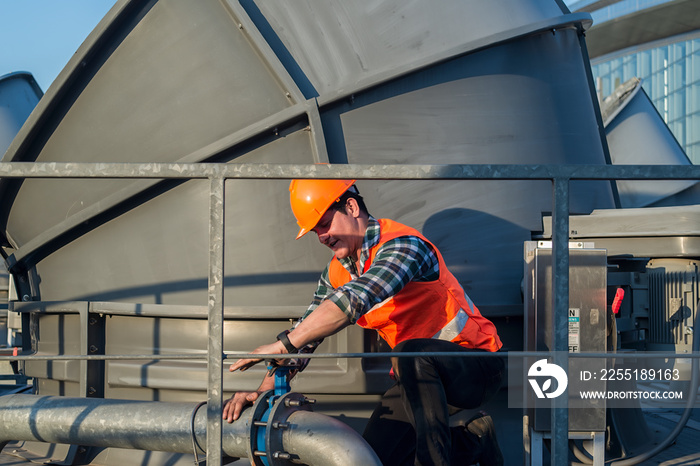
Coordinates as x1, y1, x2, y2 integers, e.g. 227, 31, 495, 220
551, 176, 570, 465
207, 176, 226, 465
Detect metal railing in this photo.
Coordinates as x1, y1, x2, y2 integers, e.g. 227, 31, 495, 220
1, 161, 699, 466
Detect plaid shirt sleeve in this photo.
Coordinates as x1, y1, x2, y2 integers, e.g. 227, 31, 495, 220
297, 262, 333, 322
327, 236, 439, 323
288, 264, 333, 364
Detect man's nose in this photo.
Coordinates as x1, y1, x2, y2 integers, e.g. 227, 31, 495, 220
316, 230, 330, 244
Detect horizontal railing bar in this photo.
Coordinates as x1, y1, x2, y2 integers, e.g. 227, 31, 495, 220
224, 351, 700, 359
3, 351, 700, 361
0, 162, 697, 180
1, 354, 208, 361
10, 301, 307, 319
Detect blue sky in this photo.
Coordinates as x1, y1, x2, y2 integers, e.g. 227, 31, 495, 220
0, 0, 117, 92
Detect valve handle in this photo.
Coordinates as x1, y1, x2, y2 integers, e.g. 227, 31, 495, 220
612, 288, 625, 314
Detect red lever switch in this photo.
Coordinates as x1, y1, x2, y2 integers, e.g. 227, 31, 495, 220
612, 288, 625, 314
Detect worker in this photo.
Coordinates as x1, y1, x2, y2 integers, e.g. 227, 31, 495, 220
223, 179, 505, 466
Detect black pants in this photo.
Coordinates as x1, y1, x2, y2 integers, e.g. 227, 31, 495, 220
363, 339, 505, 466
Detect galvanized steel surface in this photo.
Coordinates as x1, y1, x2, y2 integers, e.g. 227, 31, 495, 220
0, 161, 698, 180
0, 393, 380, 465
0, 394, 217, 454
207, 177, 225, 463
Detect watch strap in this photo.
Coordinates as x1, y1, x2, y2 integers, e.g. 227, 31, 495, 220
276, 330, 299, 354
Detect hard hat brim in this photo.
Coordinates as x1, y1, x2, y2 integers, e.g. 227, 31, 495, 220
289, 179, 356, 240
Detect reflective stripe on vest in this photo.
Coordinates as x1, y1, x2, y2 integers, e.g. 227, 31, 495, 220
433, 308, 468, 342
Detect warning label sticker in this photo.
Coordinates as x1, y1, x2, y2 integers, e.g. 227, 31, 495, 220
569, 308, 580, 353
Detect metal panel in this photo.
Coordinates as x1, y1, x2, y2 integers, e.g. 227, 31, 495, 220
647, 259, 698, 350
524, 242, 607, 432
0, 72, 42, 157
249, 0, 568, 95
339, 26, 616, 312
2, 0, 299, 247
602, 78, 698, 208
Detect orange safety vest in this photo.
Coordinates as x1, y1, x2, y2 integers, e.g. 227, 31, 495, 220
328, 218, 502, 352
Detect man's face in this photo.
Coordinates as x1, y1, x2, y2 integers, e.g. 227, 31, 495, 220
312, 202, 362, 260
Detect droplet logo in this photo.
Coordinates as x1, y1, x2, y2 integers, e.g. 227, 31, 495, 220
528, 359, 568, 399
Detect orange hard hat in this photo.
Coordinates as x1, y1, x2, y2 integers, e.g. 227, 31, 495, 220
289, 179, 356, 239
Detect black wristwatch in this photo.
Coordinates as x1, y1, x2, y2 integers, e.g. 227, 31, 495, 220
276, 330, 299, 354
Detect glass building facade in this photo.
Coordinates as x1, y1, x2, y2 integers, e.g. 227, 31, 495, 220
576, 0, 700, 164
591, 33, 700, 164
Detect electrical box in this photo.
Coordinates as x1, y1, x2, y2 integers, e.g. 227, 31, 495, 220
524, 241, 607, 432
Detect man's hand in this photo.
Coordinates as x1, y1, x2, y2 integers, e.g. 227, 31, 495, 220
222, 391, 261, 423
223, 341, 286, 423
223, 363, 276, 423
228, 340, 287, 372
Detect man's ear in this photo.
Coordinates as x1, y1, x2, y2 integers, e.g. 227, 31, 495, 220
345, 198, 361, 218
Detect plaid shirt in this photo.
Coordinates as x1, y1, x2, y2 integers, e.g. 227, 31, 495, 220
299, 216, 439, 325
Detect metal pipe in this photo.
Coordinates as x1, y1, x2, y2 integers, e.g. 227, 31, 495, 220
0, 394, 381, 466
282, 410, 382, 466
0, 395, 214, 454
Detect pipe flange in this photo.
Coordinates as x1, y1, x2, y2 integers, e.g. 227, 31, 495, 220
247, 389, 275, 466
265, 392, 314, 465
